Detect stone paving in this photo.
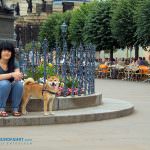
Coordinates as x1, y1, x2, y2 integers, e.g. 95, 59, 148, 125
0, 79, 150, 150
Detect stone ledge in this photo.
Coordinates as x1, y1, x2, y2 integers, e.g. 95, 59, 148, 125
6, 93, 102, 112
1, 98, 134, 126
53, 93, 102, 110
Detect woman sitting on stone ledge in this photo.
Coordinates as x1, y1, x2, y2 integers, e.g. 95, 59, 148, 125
0, 41, 23, 117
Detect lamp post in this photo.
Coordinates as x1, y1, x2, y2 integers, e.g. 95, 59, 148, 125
61, 22, 67, 35
18, 27, 24, 72
61, 22, 67, 54
13, 30, 17, 46
30, 25, 35, 78
61, 22, 67, 97
55, 41, 60, 75
43, 38, 48, 83
18, 27, 27, 74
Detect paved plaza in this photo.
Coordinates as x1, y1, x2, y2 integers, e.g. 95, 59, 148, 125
0, 79, 150, 150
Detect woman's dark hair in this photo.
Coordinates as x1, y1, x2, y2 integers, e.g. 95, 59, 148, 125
0, 41, 15, 72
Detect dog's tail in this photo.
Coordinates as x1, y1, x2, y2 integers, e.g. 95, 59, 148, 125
24, 78, 35, 85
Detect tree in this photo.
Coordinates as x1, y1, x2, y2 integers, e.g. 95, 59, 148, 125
135, 0, 150, 50
39, 13, 63, 49
39, 11, 72, 49
111, 0, 137, 58
84, 0, 117, 60
69, 2, 97, 46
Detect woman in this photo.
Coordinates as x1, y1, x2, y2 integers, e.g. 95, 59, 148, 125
0, 41, 23, 117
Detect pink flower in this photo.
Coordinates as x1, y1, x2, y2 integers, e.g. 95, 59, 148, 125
56, 87, 85, 96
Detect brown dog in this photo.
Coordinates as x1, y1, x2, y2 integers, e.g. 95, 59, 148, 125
21, 78, 58, 116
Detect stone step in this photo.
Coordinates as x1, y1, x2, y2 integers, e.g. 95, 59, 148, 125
0, 98, 134, 126
6, 93, 102, 112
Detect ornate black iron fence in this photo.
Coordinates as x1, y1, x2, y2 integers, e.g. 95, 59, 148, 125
18, 39, 95, 96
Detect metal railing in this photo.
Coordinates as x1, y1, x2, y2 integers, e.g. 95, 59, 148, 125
18, 39, 95, 97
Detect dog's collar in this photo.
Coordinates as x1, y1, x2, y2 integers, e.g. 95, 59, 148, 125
42, 89, 57, 95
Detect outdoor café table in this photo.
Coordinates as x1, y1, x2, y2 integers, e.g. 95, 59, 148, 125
125, 65, 139, 81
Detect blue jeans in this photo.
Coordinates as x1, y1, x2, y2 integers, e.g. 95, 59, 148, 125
0, 80, 23, 112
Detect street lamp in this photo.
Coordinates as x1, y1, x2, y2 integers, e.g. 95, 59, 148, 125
30, 25, 33, 40
13, 31, 17, 42
61, 22, 67, 35
18, 27, 24, 72
29, 25, 35, 77
61, 22, 67, 51
61, 22, 67, 97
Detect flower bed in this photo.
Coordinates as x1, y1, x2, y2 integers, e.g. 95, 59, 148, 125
26, 63, 85, 96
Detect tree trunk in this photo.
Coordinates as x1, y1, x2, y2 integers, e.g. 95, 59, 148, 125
134, 45, 139, 59
126, 47, 129, 58
110, 49, 113, 62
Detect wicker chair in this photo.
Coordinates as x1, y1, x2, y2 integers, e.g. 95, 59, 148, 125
98, 64, 110, 79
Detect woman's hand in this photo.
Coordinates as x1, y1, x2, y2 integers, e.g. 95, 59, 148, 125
12, 71, 23, 81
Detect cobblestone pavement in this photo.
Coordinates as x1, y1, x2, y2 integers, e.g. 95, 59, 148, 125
0, 79, 150, 150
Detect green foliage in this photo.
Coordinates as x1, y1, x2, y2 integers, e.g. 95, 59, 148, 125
39, 13, 63, 49
39, 11, 72, 49
26, 63, 56, 81
65, 76, 78, 88
84, 0, 117, 53
111, 0, 137, 48
25, 41, 41, 52
69, 2, 97, 46
38, 0, 149, 54
135, 0, 150, 49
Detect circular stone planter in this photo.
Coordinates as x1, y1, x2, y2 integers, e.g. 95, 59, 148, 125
6, 93, 102, 112
26, 93, 102, 112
